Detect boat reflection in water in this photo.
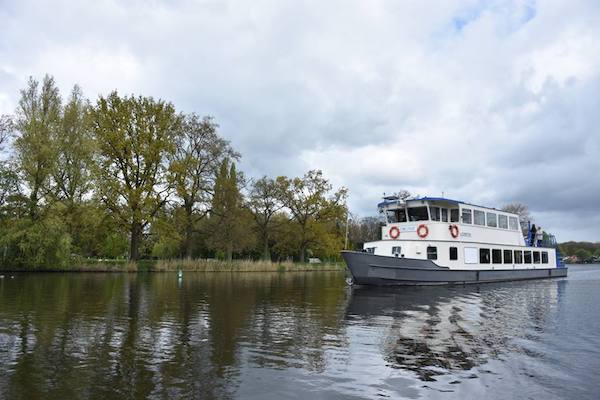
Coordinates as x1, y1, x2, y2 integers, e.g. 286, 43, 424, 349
345, 279, 564, 384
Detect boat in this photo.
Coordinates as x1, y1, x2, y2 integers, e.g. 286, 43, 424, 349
342, 195, 568, 285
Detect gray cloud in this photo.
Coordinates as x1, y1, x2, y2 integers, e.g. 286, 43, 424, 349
1, 0, 599, 241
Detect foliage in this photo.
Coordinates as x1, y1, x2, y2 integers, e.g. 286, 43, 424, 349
168, 114, 238, 257
1, 208, 71, 269
246, 176, 283, 260
277, 170, 348, 262
347, 215, 381, 250
13, 75, 62, 219
90, 91, 180, 260
208, 159, 255, 261
1, 75, 352, 269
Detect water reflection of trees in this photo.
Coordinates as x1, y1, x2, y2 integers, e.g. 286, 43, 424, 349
346, 281, 560, 382
0, 271, 348, 399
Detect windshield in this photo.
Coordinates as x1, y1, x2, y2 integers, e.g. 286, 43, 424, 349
407, 206, 429, 221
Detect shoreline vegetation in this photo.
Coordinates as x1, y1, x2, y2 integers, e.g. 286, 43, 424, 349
2, 259, 346, 273
0, 75, 359, 271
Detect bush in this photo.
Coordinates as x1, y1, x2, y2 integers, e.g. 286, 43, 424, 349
7, 214, 72, 269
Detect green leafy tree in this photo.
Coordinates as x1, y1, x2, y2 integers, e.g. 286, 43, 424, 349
0, 114, 11, 150
246, 176, 284, 260
90, 92, 180, 260
277, 170, 347, 262
13, 75, 62, 219
168, 114, 238, 258
208, 159, 254, 261
575, 248, 591, 262
53, 85, 94, 204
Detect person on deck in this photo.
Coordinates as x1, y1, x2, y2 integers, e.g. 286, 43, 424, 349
536, 226, 544, 247
530, 224, 537, 246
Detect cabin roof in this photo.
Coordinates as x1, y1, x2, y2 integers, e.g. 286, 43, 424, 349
378, 196, 512, 215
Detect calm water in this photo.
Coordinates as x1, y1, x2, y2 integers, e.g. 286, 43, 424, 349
1, 265, 599, 399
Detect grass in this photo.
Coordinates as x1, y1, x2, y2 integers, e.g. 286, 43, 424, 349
2, 258, 346, 273
153, 258, 345, 272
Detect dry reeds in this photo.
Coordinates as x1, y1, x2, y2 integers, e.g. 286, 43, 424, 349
153, 258, 345, 272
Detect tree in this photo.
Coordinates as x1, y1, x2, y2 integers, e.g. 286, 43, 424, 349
347, 215, 381, 250
501, 202, 531, 234
208, 159, 253, 261
501, 202, 531, 222
246, 176, 284, 260
53, 85, 94, 204
90, 92, 180, 260
0, 114, 11, 150
575, 248, 591, 262
168, 114, 238, 258
278, 170, 347, 262
13, 75, 62, 219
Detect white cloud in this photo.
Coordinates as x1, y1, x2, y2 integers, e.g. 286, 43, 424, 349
1, 0, 599, 240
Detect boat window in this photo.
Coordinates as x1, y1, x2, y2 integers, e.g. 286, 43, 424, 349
450, 209, 459, 222
509, 216, 519, 231
427, 246, 437, 260
486, 212, 497, 228
533, 251, 541, 264
542, 251, 548, 264
480, 248, 490, 264
365, 247, 376, 253
386, 210, 397, 223
441, 208, 448, 222
492, 249, 502, 264
397, 208, 407, 222
498, 214, 508, 229
514, 250, 523, 264
431, 206, 441, 221
462, 208, 472, 224
392, 246, 402, 257
464, 247, 478, 264
503, 250, 513, 264
524, 251, 532, 263
474, 210, 485, 226
408, 206, 429, 221
449, 247, 458, 260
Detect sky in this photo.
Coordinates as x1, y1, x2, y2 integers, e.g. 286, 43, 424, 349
1, 0, 599, 241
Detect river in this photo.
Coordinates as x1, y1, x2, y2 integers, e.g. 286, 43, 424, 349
0, 264, 598, 399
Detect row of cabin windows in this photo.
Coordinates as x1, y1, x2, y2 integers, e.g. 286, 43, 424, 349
423, 246, 548, 264
386, 206, 519, 231
479, 248, 549, 264
462, 209, 519, 231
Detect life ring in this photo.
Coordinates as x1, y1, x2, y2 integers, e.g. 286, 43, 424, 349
417, 224, 428, 238
449, 224, 459, 238
389, 226, 400, 239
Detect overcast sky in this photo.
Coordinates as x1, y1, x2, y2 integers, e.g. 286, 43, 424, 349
1, 0, 599, 241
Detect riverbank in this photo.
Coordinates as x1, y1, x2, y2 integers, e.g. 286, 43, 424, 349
0, 258, 346, 273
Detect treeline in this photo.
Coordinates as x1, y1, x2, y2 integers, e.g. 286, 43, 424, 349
0, 75, 348, 268
559, 242, 600, 261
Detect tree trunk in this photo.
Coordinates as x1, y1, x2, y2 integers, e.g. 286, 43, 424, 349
29, 188, 39, 220
130, 221, 142, 261
262, 236, 270, 261
226, 240, 233, 262
184, 204, 193, 259
299, 243, 307, 263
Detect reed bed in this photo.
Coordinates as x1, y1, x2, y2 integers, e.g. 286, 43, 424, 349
154, 258, 345, 272
3, 258, 346, 272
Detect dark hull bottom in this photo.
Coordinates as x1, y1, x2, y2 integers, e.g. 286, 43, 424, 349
341, 251, 568, 286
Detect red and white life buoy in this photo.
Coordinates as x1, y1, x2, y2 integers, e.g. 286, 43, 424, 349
449, 224, 459, 238
417, 224, 429, 238
389, 226, 400, 239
